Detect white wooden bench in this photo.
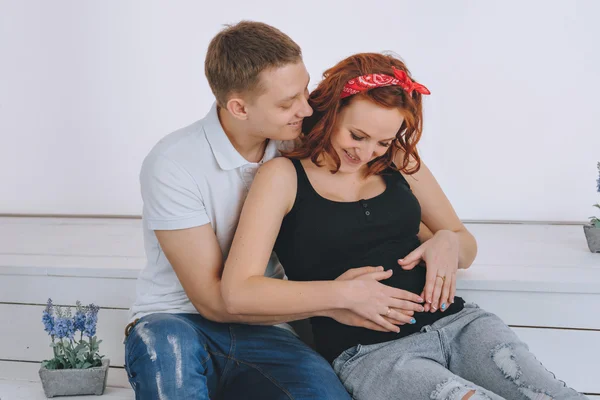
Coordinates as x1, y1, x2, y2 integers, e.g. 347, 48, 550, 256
0, 217, 598, 399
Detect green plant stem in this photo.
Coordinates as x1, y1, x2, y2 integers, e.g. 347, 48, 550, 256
51, 336, 57, 359
88, 336, 94, 364
57, 339, 64, 360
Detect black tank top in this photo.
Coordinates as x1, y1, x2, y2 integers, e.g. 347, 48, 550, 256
274, 158, 465, 363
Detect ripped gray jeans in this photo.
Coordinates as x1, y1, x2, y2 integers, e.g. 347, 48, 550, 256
332, 303, 587, 400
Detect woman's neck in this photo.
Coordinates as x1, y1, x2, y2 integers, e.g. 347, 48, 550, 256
311, 154, 369, 179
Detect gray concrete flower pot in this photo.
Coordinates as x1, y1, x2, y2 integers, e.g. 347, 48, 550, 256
584, 225, 600, 253
39, 359, 110, 397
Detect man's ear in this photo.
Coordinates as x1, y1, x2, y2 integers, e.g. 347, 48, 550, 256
226, 96, 249, 121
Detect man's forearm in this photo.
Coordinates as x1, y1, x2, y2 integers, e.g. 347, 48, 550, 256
230, 310, 328, 325
192, 280, 331, 325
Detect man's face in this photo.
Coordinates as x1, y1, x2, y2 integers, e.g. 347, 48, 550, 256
244, 61, 313, 141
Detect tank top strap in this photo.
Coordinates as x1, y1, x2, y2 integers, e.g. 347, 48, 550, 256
289, 158, 319, 200
382, 164, 412, 191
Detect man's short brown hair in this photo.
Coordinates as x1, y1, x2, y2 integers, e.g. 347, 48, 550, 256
205, 21, 302, 107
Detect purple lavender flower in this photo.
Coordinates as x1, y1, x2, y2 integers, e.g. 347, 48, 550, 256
73, 301, 86, 332
53, 305, 76, 340
53, 316, 70, 339
84, 304, 99, 338
67, 318, 75, 339
42, 298, 55, 336
54, 317, 75, 339
45, 298, 53, 314
64, 307, 75, 340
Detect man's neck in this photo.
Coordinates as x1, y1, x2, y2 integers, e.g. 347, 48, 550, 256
218, 106, 269, 164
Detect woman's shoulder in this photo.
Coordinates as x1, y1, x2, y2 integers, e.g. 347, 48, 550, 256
255, 158, 299, 213
255, 157, 299, 193
260, 157, 298, 177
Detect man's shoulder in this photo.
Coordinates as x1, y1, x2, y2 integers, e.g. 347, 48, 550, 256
148, 119, 209, 160
142, 119, 214, 176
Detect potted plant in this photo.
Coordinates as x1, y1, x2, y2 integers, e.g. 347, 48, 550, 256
38, 299, 109, 398
584, 162, 600, 253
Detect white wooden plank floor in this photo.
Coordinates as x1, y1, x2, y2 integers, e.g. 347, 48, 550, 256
2, 379, 599, 400
0, 379, 133, 400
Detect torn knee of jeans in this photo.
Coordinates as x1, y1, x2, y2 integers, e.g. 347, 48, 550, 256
491, 343, 522, 382
492, 344, 556, 400
430, 379, 492, 400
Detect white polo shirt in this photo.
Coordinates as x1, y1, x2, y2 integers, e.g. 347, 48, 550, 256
129, 103, 289, 324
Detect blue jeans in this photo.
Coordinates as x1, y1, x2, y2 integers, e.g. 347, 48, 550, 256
124, 313, 350, 400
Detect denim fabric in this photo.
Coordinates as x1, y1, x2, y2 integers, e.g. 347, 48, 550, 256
125, 313, 350, 400
332, 303, 587, 400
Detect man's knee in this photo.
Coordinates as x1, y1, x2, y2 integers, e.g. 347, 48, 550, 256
125, 314, 215, 397
126, 313, 209, 371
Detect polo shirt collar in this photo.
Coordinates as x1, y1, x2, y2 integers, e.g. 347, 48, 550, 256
203, 102, 279, 170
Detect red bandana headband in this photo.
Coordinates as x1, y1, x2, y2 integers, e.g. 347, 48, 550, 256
340, 66, 431, 99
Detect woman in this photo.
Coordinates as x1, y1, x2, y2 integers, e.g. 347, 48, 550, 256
221, 53, 585, 399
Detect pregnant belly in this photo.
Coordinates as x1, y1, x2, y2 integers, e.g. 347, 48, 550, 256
352, 239, 426, 295
381, 262, 426, 295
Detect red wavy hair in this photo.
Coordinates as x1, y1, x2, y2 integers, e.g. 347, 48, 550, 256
285, 53, 425, 175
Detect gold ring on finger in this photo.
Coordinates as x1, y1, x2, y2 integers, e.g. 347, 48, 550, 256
436, 275, 446, 282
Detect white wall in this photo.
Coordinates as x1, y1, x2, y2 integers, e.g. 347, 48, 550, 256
1, 0, 599, 221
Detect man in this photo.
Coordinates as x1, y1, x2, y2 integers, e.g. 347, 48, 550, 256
123, 21, 381, 400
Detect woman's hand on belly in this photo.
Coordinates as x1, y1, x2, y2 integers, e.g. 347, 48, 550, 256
397, 230, 460, 313
325, 308, 416, 332
334, 266, 425, 332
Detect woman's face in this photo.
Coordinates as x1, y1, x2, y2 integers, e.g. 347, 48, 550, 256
330, 97, 404, 174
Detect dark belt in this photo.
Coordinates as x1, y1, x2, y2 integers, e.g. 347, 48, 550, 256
124, 318, 139, 338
